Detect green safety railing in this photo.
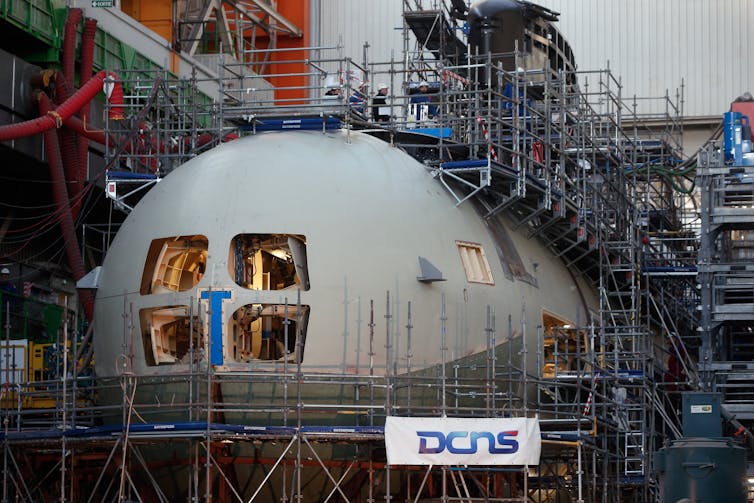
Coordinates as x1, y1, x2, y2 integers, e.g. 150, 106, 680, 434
0, 0, 64, 60
0, 1, 217, 132
0, 289, 68, 343
0, 0, 163, 76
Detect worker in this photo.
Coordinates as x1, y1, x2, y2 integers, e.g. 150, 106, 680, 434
665, 344, 686, 392
0, 267, 19, 323
324, 86, 341, 97
323, 74, 342, 99
0, 267, 17, 294
372, 83, 390, 122
409, 80, 437, 121
192, 262, 205, 286
348, 82, 368, 116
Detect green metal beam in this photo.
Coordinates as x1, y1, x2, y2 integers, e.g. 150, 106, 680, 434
0, 0, 166, 75
0, 0, 65, 61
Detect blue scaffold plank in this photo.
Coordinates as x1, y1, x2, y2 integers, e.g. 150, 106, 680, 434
541, 431, 592, 443
244, 117, 342, 131
0, 422, 387, 441
440, 159, 488, 169
106, 170, 159, 180
620, 475, 646, 485
643, 265, 698, 275
598, 369, 644, 379
221, 424, 297, 435
410, 127, 453, 139
0, 429, 64, 441
300, 425, 384, 435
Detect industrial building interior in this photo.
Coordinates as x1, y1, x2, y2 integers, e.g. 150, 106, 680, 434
0, 0, 753, 501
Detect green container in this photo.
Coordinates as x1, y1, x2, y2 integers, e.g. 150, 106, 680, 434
682, 392, 722, 437
654, 437, 747, 503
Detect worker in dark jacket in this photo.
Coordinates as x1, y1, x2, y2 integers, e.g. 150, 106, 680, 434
410, 80, 437, 120
372, 83, 390, 122
0, 267, 17, 294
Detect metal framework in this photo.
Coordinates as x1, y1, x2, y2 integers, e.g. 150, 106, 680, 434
0, 2, 710, 502
697, 144, 754, 424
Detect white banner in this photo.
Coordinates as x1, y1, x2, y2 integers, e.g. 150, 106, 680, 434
385, 416, 541, 466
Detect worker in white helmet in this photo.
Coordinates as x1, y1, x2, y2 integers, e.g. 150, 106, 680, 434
0, 267, 17, 295
409, 80, 437, 121
372, 83, 390, 122
323, 74, 342, 98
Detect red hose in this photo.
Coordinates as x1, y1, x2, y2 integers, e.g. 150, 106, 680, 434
180, 132, 238, 152
53, 70, 73, 104
59, 10, 83, 223
107, 79, 124, 120
38, 93, 94, 321
77, 18, 98, 191
0, 70, 123, 142
78, 19, 97, 93
54, 109, 80, 217
64, 115, 107, 145
57, 122, 80, 201
69, 18, 97, 220
61, 9, 82, 95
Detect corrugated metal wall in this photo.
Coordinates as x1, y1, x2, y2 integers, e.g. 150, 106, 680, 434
316, 0, 754, 118
316, 0, 405, 78
537, 0, 754, 118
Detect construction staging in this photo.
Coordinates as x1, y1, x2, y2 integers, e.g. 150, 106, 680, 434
0, 1, 752, 502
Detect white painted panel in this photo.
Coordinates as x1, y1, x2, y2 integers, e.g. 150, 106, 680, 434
316, 0, 754, 118
0, 339, 27, 385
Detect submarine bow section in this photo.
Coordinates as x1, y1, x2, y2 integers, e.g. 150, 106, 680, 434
94, 129, 595, 382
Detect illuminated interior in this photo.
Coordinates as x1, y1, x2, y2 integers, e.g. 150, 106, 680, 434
140, 306, 204, 366
541, 310, 586, 378
228, 234, 309, 291
140, 235, 208, 294
228, 303, 309, 363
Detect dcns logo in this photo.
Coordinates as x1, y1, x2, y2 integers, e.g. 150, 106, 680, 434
416, 430, 519, 454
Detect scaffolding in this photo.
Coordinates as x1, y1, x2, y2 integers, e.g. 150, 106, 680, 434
0, 3, 707, 501
697, 143, 754, 424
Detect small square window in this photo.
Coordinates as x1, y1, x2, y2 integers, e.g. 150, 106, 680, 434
456, 241, 494, 285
